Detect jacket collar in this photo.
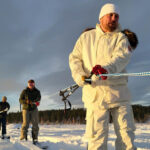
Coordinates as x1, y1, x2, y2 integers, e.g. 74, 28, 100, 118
26, 87, 36, 91
96, 23, 122, 36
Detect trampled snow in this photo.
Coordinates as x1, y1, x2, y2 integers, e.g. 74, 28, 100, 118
0, 124, 150, 150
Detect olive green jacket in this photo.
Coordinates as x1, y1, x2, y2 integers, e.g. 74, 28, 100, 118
19, 87, 41, 110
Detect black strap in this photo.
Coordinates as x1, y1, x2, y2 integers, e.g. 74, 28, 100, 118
59, 74, 94, 112
59, 84, 79, 112
64, 99, 72, 113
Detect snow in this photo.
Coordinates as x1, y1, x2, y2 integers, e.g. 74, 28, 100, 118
0, 124, 150, 150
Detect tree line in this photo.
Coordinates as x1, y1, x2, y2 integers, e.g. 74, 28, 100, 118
6, 105, 150, 124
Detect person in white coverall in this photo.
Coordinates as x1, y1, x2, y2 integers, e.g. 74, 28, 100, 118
69, 3, 136, 150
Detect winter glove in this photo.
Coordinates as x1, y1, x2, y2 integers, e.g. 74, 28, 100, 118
3, 108, 8, 112
26, 99, 32, 105
81, 76, 92, 85
0, 108, 8, 113
122, 29, 138, 50
92, 65, 108, 80
35, 102, 40, 106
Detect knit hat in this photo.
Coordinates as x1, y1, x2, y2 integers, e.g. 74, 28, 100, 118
28, 79, 35, 83
99, 3, 120, 19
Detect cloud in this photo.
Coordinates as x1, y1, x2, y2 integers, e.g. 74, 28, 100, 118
0, 0, 150, 112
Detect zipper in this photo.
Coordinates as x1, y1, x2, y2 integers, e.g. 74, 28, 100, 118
95, 36, 101, 65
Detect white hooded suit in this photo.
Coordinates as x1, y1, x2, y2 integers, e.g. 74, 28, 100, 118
69, 24, 136, 150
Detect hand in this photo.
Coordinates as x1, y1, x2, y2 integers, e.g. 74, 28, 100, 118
81, 76, 92, 84
35, 102, 40, 106
92, 65, 108, 80
26, 99, 30, 104
26, 99, 32, 105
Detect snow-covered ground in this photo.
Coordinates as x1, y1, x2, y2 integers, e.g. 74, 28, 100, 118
0, 123, 150, 150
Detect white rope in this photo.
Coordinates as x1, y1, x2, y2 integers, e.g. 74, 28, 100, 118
85, 71, 150, 82
98, 71, 150, 77
49, 91, 59, 98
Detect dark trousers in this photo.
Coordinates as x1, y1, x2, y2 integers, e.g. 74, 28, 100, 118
0, 117, 6, 135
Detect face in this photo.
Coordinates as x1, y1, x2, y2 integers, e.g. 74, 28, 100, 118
2, 98, 6, 102
28, 82, 35, 89
100, 13, 119, 32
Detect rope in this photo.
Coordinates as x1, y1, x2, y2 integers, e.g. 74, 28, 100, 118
99, 71, 150, 77
48, 91, 59, 98
84, 71, 150, 82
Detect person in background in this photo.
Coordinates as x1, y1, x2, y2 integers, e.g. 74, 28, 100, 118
0, 96, 10, 139
19, 79, 41, 145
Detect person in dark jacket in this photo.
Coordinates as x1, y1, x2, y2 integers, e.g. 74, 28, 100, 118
19, 79, 41, 144
0, 96, 10, 139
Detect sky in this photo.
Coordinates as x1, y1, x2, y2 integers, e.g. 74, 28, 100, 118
0, 0, 150, 112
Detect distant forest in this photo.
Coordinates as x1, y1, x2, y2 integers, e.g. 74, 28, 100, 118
7, 105, 150, 124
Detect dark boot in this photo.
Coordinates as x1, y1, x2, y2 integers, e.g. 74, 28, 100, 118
1, 135, 4, 139
1, 134, 10, 139
32, 130, 38, 144
33, 139, 38, 145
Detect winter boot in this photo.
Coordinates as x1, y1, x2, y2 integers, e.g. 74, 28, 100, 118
1, 135, 4, 139
20, 135, 27, 141
1, 134, 10, 139
33, 139, 38, 145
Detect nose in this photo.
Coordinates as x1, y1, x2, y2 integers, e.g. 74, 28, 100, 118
112, 15, 116, 21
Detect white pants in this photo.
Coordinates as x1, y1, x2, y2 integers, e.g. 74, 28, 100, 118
86, 104, 136, 150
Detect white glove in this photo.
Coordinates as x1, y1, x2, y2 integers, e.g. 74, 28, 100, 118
3, 108, 8, 112
0, 108, 8, 113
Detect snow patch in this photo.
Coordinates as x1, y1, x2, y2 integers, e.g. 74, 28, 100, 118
0, 124, 149, 150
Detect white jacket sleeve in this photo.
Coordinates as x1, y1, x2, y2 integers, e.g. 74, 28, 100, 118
103, 36, 132, 74
69, 36, 87, 86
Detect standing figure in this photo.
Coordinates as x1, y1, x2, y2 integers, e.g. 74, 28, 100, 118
0, 96, 10, 139
19, 79, 41, 144
69, 3, 137, 150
